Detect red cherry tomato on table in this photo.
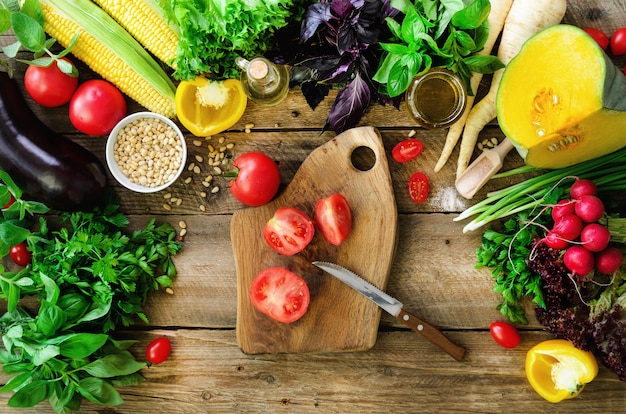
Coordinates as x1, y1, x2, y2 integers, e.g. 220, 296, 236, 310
263, 207, 314, 256
227, 152, 281, 206
24, 57, 78, 107
610, 27, 626, 56
9, 242, 31, 267
408, 172, 430, 204
583, 27, 609, 50
250, 267, 311, 324
489, 321, 521, 349
315, 193, 352, 246
391, 138, 424, 163
69, 79, 127, 136
146, 337, 171, 365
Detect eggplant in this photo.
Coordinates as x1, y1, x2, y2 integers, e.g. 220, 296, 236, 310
0, 71, 107, 211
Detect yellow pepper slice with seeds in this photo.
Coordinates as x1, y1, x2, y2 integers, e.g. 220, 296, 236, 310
525, 339, 598, 403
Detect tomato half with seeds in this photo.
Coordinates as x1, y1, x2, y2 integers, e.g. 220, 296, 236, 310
315, 193, 352, 246
391, 138, 424, 163
146, 337, 171, 365
489, 321, 521, 349
250, 267, 310, 323
9, 242, 31, 267
264, 207, 314, 256
408, 172, 429, 204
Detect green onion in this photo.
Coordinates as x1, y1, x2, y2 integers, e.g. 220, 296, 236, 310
456, 146, 626, 232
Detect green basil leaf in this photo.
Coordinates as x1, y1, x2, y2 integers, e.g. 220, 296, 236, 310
385, 16, 402, 40
2, 0, 21, 13
36, 301, 67, 337
49, 380, 76, 411
110, 372, 145, 387
57, 293, 90, 323
401, 7, 425, 42
390, 0, 412, 14
56, 333, 108, 359
24, 342, 59, 366
452, 0, 490, 29
455, 31, 476, 52
19, 0, 44, 26
387, 54, 421, 98
40, 273, 59, 304
7, 379, 50, 407
77, 377, 123, 406
0, 40, 20, 58
380, 42, 410, 55
0, 370, 33, 392
0, 220, 30, 246
81, 351, 146, 378
464, 55, 505, 73
10, 12, 45, 52
0, 9, 11, 33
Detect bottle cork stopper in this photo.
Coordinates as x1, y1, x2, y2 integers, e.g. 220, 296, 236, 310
249, 60, 269, 79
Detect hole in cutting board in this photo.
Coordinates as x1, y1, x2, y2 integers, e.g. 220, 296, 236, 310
350, 146, 376, 171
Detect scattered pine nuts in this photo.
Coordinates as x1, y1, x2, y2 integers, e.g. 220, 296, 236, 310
163, 203, 172, 211
163, 193, 172, 199
179, 228, 187, 237
211, 186, 219, 194
195, 155, 204, 163
184, 177, 192, 184
179, 220, 187, 229
193, 140, 202, 147
408, 129, 416, 137
199, 205, 206, 212
193, 165, 201, 174
165, 287, 175, 295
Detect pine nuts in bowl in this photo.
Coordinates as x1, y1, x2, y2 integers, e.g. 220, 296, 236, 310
106, 112, 187, 193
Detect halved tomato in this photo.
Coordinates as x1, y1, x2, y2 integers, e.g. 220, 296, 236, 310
408, 172, 429, 204
263, 207, 315, 256
250, 267, 311, 323
391, 138, 424, 163
315, 193, 352, 245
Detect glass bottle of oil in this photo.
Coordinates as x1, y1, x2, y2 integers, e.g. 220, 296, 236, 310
405, 68, 467, 129
235, 56, 289, 106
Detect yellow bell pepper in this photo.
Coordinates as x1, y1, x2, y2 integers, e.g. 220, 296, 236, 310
525, 339, 598, 403
175, 77, 247, 137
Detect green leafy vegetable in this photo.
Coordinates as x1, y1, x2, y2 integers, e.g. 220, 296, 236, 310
373, 0, 504, 97
0, 174, 181, 411
158, 0, 308, 80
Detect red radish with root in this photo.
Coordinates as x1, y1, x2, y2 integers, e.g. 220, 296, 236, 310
580, 223, 611, 252
552, 214, 583, 240
595, 247, 624, 275
544, 231, 569, 249
574, 194, 605, 223
551, 198, 575, 222
570, 178, 598, 199
563, 245, 595, 277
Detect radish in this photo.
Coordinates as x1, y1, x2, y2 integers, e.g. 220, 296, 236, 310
595, 247, 624, 275
580, 223, 611, 252
574, 194, 605, 223
563, 245, 595, 276
552, 214, 583, 241
551, 198, 575, 222
544, 230, 569, 250
570, 179, 598, 199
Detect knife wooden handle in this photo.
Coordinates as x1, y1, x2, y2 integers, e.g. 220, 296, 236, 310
397, 308, 465, 361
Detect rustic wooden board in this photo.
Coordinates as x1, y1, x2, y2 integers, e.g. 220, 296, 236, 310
232, 126, 398, 353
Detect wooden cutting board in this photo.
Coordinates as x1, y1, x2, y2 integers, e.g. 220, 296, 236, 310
232, 126, 398, 354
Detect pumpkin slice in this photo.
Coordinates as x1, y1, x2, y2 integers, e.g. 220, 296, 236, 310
496, 24, 626, 169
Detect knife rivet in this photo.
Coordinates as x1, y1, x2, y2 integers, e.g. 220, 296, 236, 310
403, 315, 409, 321
417, 324, 424, 331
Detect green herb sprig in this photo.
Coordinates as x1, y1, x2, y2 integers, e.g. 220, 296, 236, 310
373, 0, 504, 97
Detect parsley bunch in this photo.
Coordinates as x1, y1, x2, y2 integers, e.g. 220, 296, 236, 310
0, 177, 181, 411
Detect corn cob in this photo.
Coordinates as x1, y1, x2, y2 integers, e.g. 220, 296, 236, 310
91, 0, 178, 67
40, 0, 176, 118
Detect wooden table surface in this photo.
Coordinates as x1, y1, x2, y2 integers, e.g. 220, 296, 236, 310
2, 1, 626, 412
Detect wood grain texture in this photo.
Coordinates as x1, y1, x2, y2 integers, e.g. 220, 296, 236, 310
232, 127, 398, 353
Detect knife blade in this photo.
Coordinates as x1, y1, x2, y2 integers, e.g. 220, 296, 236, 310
313, 261, 465, 361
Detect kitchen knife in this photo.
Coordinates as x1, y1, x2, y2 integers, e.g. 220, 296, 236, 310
313, 261, 466, 361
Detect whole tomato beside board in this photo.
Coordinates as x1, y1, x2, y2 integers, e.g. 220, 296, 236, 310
250, 267, 311, 323
489, 321, 521, 349
9, 242, 31, 267
24, 57, 78, 107
69, 79, 127, 136
146, 337, 171, 365
226, 152, 281, 207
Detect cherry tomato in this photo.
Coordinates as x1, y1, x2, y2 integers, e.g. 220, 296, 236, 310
146, 337, 171, 365
9, 242, 31, 267
227, 152, 281, 206
69, 79, 127, 136
610, 27, 626, 56
315, 193, 352, 245
408, 172, 429, 204
263, 207, 314, 256
489, 321, 521, 349
249, 267, 310, 323
583, 27, 609, 50
391, 138, 424, 163
24, 57, 78, 107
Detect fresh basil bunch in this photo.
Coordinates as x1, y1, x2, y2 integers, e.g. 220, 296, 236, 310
374, 0, 505, 97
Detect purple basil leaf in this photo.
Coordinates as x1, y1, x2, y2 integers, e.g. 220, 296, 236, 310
301, 3, 333, 43
337, 21, 356, 53
327, 72, 371, 133
301, 81, 332, 110
331, 0, 359, 19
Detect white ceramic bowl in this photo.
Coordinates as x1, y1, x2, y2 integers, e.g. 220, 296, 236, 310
106, 112, 187, 193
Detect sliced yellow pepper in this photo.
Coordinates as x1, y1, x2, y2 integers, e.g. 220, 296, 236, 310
175, 77, 247, 137
525, 339, 598, 403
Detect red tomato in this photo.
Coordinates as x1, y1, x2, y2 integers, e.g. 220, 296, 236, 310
610, 27, 626, 55
315, 193, 352, 245
583, 27, 609, 50
489, 321, 521, 349
408, 172, 429, 204
69, 79, 127, 136
249, 267, 310, 323
264, 207, 314, 256
146, 337, 171, 365
9, 242, 31, 267
228, 152, 281, 206
391, 138, 424, 163
24, 58, 78, 107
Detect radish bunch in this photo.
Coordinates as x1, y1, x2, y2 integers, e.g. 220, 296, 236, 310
545, 179, 623, 278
